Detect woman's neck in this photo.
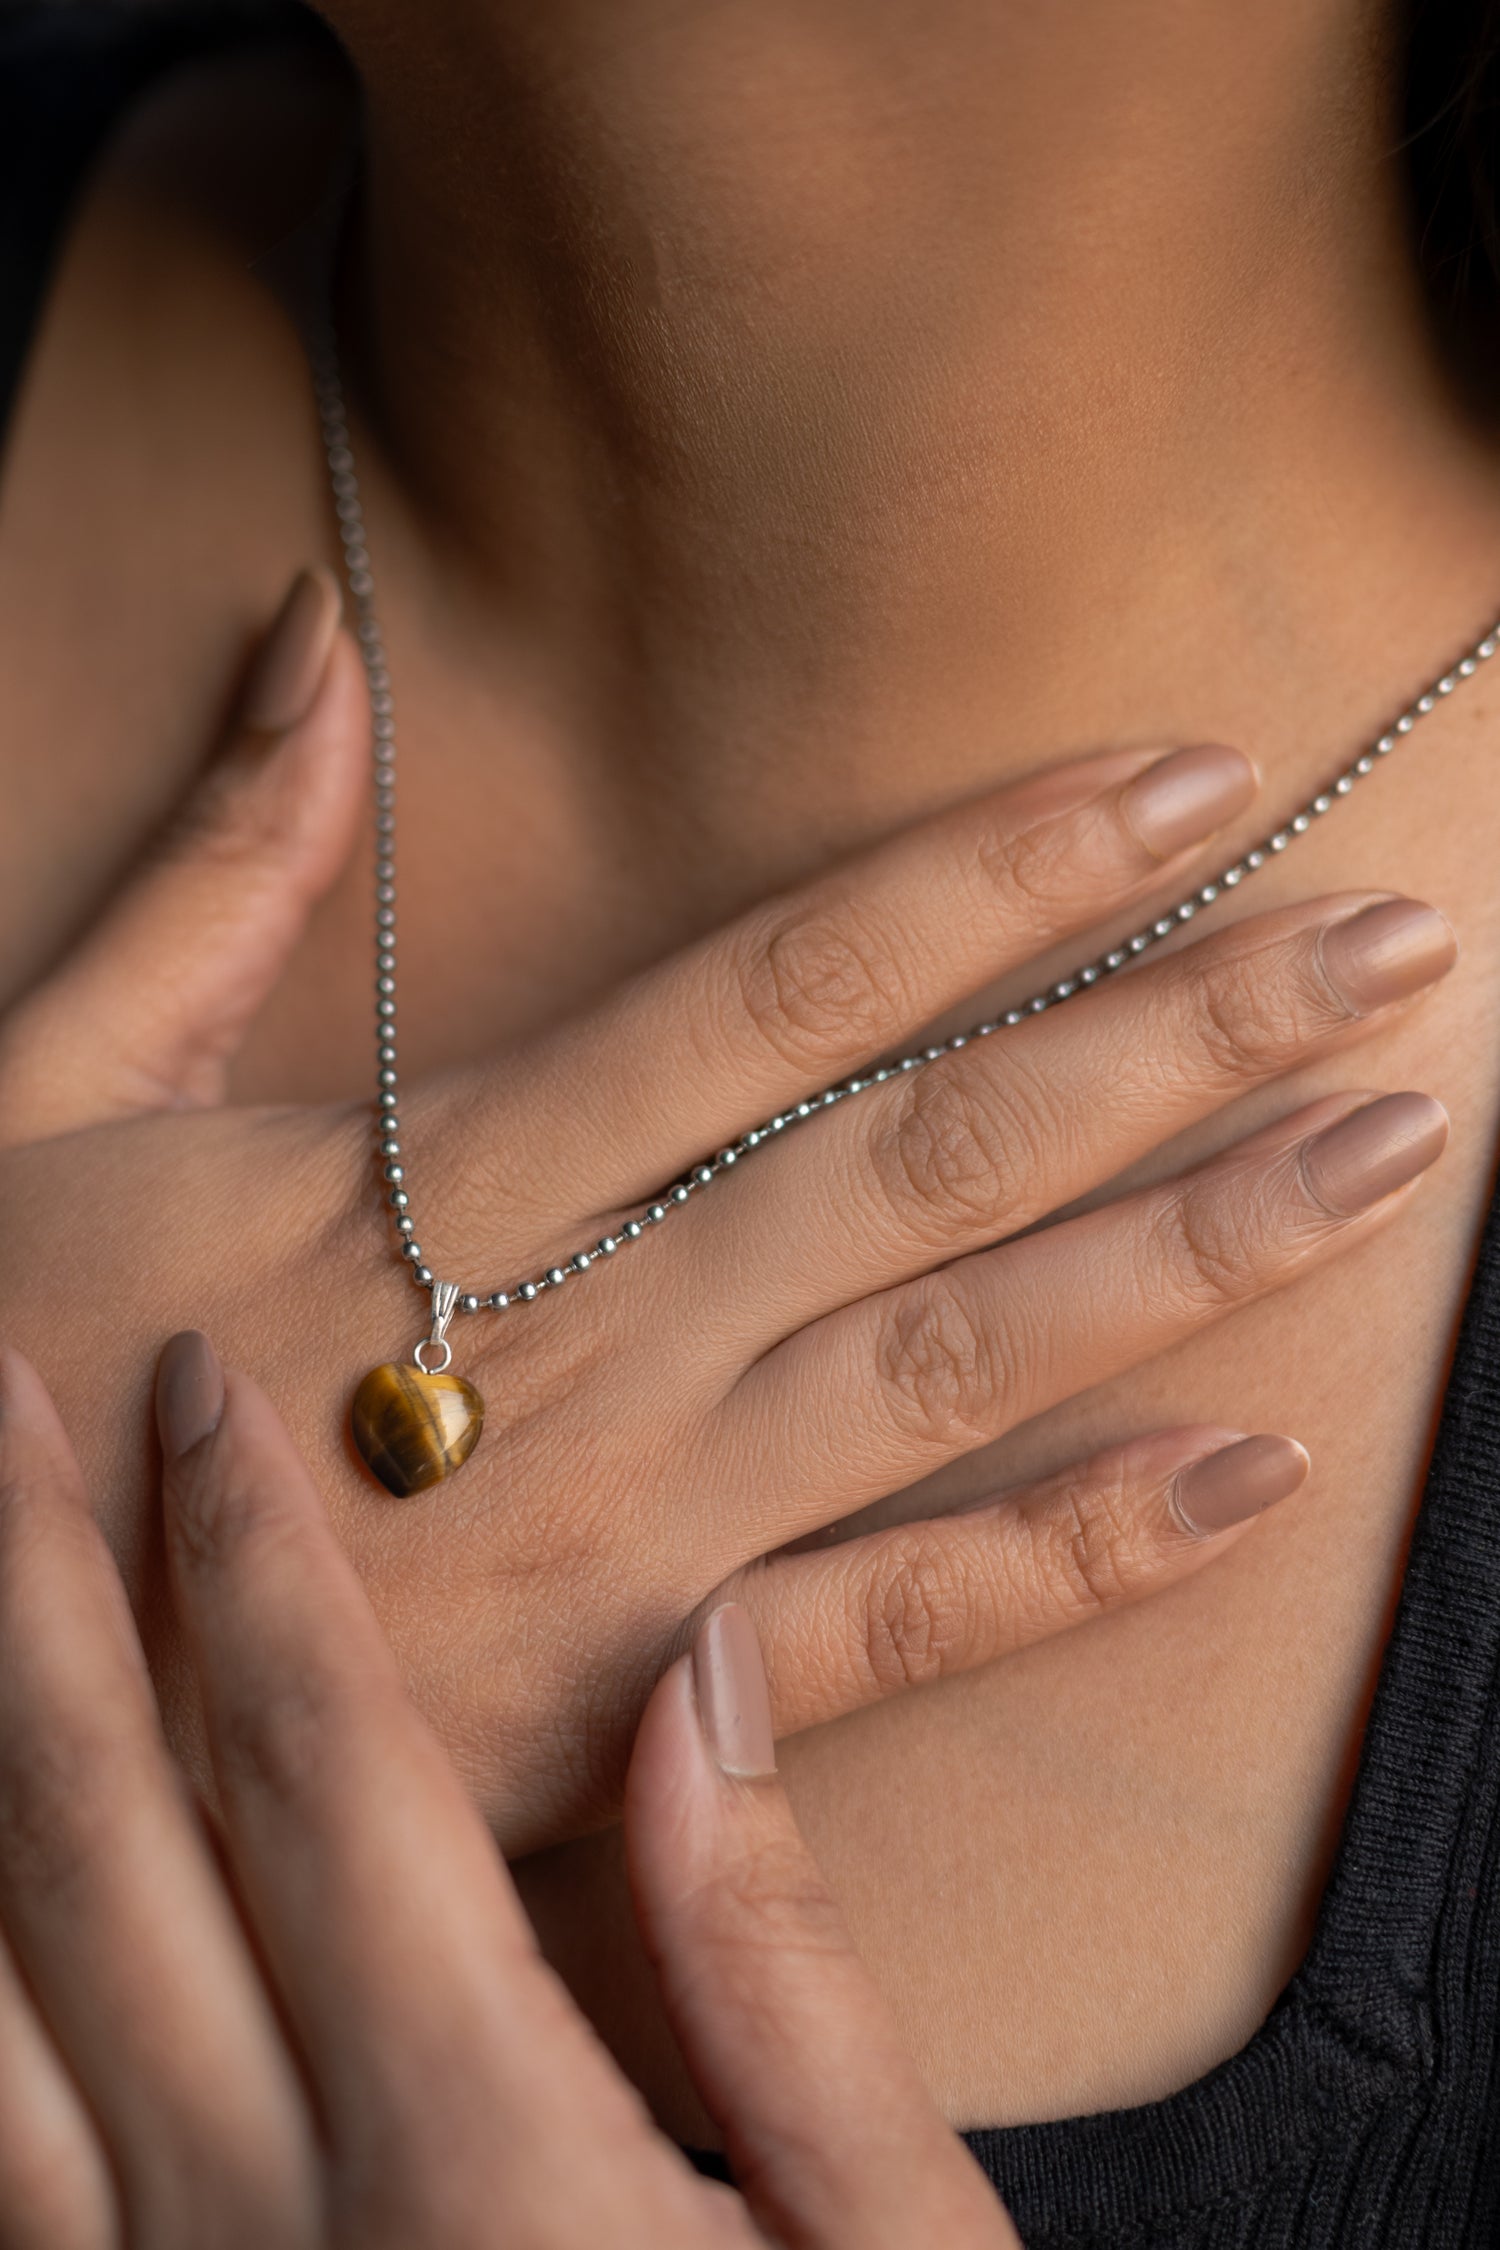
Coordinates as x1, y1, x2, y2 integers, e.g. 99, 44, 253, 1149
329, 0, 1500, 897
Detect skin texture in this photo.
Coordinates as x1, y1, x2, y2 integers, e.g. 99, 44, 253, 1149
0, 623, 1409, 1858
0, 1341, 1017, 2249
2, 0, 1500, 2144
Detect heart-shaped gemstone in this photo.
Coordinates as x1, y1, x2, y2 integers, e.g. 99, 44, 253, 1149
350, 1362, 485, 1497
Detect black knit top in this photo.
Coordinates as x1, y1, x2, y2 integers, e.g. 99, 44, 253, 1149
972, 1176, 1500, 2246
5, 8, 1499, 2242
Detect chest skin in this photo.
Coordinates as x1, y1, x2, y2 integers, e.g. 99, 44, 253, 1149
7, 61, 1500, 2140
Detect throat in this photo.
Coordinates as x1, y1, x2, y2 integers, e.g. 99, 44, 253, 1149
319, 0, 1500, 1011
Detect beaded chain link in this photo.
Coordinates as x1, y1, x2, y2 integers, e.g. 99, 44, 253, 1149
310, 335, 1500, 1328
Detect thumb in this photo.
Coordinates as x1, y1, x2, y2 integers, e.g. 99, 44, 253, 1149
0, 569, 367, 1145
624, 1607, 1020, 2250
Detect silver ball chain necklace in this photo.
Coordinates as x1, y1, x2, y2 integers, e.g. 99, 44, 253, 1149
309, 333, 1500, 1499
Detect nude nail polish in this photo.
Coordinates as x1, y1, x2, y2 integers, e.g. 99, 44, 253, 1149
156, 1331, 224, 1459
1320, 899, 1457, 1012
1171, 1433, 1310, 1536
693, 1605, 777, 1778
1301, 1092, 1449, 1216
1119, 744, 1258, 860
237, 567, 342, 732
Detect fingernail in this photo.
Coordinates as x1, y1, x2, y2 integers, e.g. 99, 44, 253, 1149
693, 1605, 777, 1779
237, 568, 342, 732
1301, 1091, 1449, 1215
1171, 1433, 1310, 1535
156, 1331, 224, 1459
1119, 744, 1257, 860
1320, 898, 1457, 1012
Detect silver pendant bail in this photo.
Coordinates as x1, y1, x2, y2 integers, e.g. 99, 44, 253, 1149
414, 1278, 460, 1375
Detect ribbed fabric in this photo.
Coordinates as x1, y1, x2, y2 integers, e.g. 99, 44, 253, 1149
6, 9, 1500, 2240
959, 1175, 1500, 2245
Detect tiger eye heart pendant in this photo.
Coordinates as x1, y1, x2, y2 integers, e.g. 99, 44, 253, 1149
350, 1362, 485, 1497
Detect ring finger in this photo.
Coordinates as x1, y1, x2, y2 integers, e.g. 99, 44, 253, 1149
717, 1088, 1447, 1545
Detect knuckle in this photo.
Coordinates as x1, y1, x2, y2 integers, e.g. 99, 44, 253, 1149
166, 1475, 310, 1589
733, 901, 908, 1069
1188, 950, 1304, 1082
857, 1535, 971, 1692
872, 1274, 1000, 1453
0, 1724, 141, 1910
1045, 1467, 1138, 1617
1162, 1166, 1273, 1310
689, 1835, 848, 1964
210, 1663, 363, 1811
1185, 933, 1353, 1087
975, 813, 1080, 918
872, 1061, 1043, 1240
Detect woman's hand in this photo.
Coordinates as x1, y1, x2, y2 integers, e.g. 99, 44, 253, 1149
0, 1340, 1017, 2250
0, 573, 1454, 1851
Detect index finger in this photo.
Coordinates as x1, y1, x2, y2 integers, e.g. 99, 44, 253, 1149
450, 741, 1255, 1219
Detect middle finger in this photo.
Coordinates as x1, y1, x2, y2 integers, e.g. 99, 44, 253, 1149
688, 890, 1454, 1347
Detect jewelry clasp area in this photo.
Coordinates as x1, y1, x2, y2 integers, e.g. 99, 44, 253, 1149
413, 1279, 459, 1375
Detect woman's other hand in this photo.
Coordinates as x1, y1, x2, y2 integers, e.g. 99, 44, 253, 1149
0, 568, 363, 1138
0, 1340, 1018, 2250
0, 574, 1451, 1851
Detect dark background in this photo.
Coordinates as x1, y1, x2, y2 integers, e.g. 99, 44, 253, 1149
0, 1, 333, 439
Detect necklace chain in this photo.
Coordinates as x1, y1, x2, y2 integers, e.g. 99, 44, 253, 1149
310, 337, 1500, 1328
